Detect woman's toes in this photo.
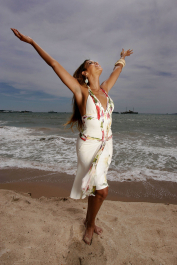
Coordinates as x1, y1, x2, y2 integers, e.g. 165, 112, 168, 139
94, 225, 103, 235
83, 225, 94, 245
83, 235, 92, 245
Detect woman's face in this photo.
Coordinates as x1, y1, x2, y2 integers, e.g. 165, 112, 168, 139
85, 60, 103, 75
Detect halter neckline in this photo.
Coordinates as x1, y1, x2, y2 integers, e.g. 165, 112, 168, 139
87, 86, 108, 97
88, 87, 108, 112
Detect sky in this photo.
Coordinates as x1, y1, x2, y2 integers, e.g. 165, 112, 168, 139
0, 0, 177, 113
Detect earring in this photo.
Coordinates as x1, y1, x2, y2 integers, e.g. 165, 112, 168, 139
85, 77, 88, 84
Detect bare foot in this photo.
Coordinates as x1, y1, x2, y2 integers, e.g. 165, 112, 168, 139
84, 219, 103, 235
94, 225, 103, 235
83, 224, 94, 245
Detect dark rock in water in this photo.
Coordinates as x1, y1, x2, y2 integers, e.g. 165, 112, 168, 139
47, 137, 55, 141
40, 138, 46, 141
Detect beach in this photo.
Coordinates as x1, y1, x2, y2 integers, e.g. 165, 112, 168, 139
1, 169, 177, 264
0, 113, 177, 264
1, 0, 177, 262
1, 187, 177, 265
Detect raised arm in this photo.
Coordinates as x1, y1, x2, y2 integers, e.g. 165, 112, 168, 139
11, 28, 81, 95
101, 48, 133, 92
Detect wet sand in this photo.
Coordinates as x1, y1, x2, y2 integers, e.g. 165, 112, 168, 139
0, 168, 177, 204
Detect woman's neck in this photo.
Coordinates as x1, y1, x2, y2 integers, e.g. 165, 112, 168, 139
88, 76, 100, 92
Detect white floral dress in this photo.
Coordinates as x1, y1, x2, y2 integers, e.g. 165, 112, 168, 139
70, 87, 114, 199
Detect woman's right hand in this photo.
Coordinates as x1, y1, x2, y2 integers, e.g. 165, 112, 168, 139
10, 28, 82, 99
11, 28, 33, 44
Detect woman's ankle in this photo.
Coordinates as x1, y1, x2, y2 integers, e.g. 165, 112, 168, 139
86, 221, 95, 228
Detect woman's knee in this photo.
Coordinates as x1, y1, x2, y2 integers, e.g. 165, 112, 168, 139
96, 187, 108, 200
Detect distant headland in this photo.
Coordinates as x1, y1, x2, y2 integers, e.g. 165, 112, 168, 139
0, 110, 32, 113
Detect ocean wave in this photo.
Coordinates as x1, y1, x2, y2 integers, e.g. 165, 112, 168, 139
0, 124, 177, 183
107, 168, 177, 183
0, 158, 77, 178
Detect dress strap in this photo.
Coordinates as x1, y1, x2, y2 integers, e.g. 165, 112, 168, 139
88, 86, 108, 98
100, 87, 108, 97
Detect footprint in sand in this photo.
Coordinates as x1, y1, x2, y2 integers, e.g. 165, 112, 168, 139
65, 239, 107, 265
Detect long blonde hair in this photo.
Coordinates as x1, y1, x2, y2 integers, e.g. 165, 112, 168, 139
65, 60, 89, 131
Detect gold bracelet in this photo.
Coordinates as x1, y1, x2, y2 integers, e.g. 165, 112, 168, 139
115, 58, 126, 68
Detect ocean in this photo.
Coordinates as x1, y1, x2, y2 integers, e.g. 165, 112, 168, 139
0, 112, 177, 183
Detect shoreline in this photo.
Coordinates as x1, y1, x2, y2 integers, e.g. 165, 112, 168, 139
0, 168, 177, 204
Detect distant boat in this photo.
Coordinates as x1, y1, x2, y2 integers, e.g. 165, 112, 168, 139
113, 111, 119, 114
121, 107, 138, 114
48, 111, 57, 113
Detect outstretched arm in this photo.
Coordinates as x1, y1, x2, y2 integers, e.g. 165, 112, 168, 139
101, 49, 133, 92
11, 28, 81, 95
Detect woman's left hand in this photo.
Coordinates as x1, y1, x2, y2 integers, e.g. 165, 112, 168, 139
11, 28, 33, 44
120, 48, 133, 59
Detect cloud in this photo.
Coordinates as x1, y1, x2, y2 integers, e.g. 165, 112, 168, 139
0, 0, 177, 113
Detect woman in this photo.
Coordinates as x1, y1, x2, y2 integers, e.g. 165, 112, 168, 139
11, 28, 133, 245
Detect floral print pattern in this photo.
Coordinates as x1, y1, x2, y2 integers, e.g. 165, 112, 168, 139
80, 87, 114, 198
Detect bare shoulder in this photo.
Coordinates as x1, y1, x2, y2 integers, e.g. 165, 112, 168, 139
74, 85, 88, 100
74, 85, 89, 117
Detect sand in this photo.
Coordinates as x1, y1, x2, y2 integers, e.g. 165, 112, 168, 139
1, 168, 177, 204
0, 189, 177, 265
